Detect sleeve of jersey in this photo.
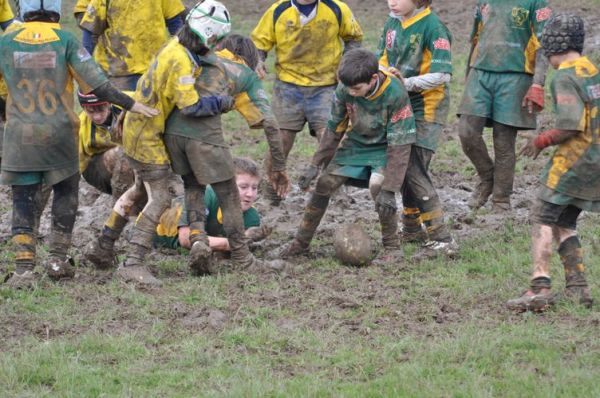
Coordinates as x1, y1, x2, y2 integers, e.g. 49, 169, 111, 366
386, 89, 417, 146
251, 5, 277, 53
338, 3, 363, 43
162, 0, 185, 20
234, 74, 270, 128
428, 27, 452, 74
66, 35, 109, 93
326, 86, 350, 134
377, 25, 390, 68
551, 73, 586, 132
531, 1, 552, 39
79, 0, 107, 34
0, 1, 14, 23
169, 57, 200, 110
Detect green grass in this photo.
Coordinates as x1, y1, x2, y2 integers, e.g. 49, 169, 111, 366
2, 0, 600, 396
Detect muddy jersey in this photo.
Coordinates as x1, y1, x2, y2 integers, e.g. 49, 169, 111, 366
378, 7, 452, 125
328, 74, 416, 166
539, 56, 600, 202
469, 0, 551, 74
73, 0, 89, 15
251, 0, 363, 87
0, 0, 13, 23
122, 38, 200, 165
165, 50, 275, 145
78, 108, 123, 172
80, 0, 184, 77
0, 22, 107, 173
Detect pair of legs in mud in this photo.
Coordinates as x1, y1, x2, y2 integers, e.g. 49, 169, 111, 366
7, 173, 79, 288
459, 115, 517, 211
282, 155, 454, 262
507, 201, 593, 312
85, 158, 182, 285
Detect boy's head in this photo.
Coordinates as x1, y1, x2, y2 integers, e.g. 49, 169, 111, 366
233, 157, 261, 211
217, 34, 260, 70
78, 91, 112, 125
541, 14, 584, 68
337, 48, 379, 97
179, 0, 231, 55
387, 0, 431, 17
21, 0, 61, 22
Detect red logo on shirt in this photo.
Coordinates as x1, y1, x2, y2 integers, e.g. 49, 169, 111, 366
391, 105, 413, 123
386, 30, 396, 50
535, 7, 552, 22
433, 38, 451, 51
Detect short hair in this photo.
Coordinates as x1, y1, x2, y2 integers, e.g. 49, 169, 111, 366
23, 10, 60, 22
337, 48, 379, 87
218, 34, 260, 71
233, 157, 260, 179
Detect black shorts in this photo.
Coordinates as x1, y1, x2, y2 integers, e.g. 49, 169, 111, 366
82, 155, 112, 195
530, 199, 582, 230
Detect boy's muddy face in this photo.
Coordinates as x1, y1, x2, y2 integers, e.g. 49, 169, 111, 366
346, 74, 378, 98
387, 0, 416, 17
83, 104, 112, 125
236, 173, 260, 212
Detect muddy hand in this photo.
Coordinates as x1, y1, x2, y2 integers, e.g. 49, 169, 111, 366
130, 101, 160, 117
269, 170, 290, 198
256, 61, 267, 80
518, 136, 541, 160
387, 67, 403, 80
246, 225, 273, 242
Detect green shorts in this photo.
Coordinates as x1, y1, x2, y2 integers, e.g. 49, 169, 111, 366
458, 68, 536, 129
415, 120, 443, 152
1, 166, 77, 186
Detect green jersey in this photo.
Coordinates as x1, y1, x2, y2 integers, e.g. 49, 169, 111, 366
469, 0, 551, 74
164, 49, 274, 145
378, 7, 452, 126
328, 73, 416, 169
153, 188, 261, 249
0, 22, 107, 173
539, 56, 600, 208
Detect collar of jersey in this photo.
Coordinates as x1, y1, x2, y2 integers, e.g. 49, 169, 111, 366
400, 7, 431, 29
14, 22, 61, 44
558, 56, 592, 70
366, 74, 391, 101
216, 48, 247, 67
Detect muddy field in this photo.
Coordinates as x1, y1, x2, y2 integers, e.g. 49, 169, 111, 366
2, 1, 600, 395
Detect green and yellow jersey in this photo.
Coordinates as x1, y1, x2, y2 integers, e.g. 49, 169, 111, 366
154, 188, 261, 249
164, 49, 276, 144
539, 56, 600, 208
0, 0, 13, 24
0, 22, 107, 174
469, 0, 551, 74
122, 37, 200, 165
80, 0, 184, 77
378, 7, 452, 129
327, 73, 416, 175
251, 0, 363, 87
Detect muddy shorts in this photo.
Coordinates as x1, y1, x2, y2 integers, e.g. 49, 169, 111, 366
530, 199, 582, 230
164, 134, 235, 185
458, 69, 536, 130
272, 79, 335, 134
1, 166, 78, 186
126, 156, 172, 182
82, 154, 112, 195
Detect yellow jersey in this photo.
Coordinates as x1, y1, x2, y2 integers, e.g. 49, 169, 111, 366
251, 0, 363, 87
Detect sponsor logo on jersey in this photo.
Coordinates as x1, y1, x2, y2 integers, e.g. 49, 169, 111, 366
587, 84, 600, 100
391, 105, 413, 123
511, 7, 530, 27
433, 38, 450, 51
386, 30, 396, 50
535, 7, 552, 22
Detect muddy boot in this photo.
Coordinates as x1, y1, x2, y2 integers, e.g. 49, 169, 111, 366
188, 240, 215, 276
118, 213, 162, 286
491, 198, 511, 213
5, 233, 39, 289
413, 215, 458, 262
468, 178, 494, 209
277, 238, 310, 259
45, 231, 75, 280
373, 211, 404, 265
560, 237, 593, 308
506, 276, 556, 312
85, 211, 128, 269
115, 264, 162, 286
